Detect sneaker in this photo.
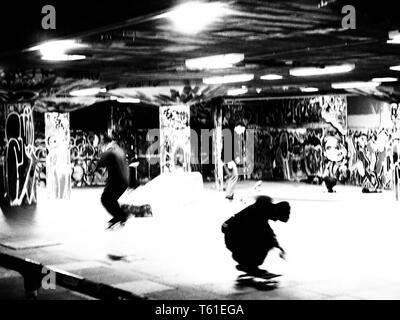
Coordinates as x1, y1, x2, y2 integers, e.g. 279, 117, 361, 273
236, 265, 278, 278
107, 217, 125, 229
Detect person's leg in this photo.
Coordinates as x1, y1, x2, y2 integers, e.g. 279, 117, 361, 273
226, 175, 238, 199
324, 176, 337, 193
232, 242, 272, 274
101, 186, 127, 221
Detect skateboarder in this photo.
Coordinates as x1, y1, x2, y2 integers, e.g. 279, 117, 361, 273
221, 196, 290, 277
223, 157, 240, 200
96, 136, 130, 228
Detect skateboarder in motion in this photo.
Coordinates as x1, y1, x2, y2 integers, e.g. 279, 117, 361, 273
222, 196, 290, 279
223, 157, 240, 200
96, 136, 130, 229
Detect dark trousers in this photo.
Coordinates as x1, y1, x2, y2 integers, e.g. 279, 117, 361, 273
101, 184, 127, 220
224, 233, 271, 269
324, 176, 337, 192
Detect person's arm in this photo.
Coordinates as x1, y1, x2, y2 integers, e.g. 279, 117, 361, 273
275, 243, 287, 259
271, 230, 286, 259
223, 163, 230, 179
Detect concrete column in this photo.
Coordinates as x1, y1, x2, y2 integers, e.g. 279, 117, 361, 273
213, 104, 224, 191
45, 112, 71, 199
159, 104, 191, 173
4, 102, 37, 206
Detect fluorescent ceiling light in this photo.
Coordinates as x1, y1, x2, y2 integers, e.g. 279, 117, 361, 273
29, 39, 88, 62
331, 81, 380, 89
290, 64, 355, 77
117, 98, 141, 103
389, 65, 400, 71
300, 87, 319, 93
29, 40, 87, 53
227, 87, 248, 96
372, 77, 398, 83
203, 74, 254, 85
185, 53, 244, 70
161, 1, 233, 34
260, 74, 283, 80
41, 54, 86, 61
70, 88, 106, 97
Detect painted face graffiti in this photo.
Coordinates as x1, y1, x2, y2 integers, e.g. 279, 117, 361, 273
323, 135, 346, 162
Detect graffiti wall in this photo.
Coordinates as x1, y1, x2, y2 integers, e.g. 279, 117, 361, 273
70, 130, 108, 187
45, 113, 71, 199
250, 128, 347, 182
224, 96, 348, 183
159, 105, 191, 173
3, 102, 37, 206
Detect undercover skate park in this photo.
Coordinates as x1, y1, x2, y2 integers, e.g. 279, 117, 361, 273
1, 0, 400, 300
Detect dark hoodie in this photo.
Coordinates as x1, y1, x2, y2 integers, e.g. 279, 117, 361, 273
222, 196, 290, 254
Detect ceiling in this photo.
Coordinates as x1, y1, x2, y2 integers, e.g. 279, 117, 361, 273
1, 0, 400, 108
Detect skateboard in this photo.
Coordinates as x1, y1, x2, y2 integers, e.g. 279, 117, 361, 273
236, 272, 281, 290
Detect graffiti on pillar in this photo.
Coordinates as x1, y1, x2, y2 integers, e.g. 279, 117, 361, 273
45, 113, 71, 199
34, 137, 47, 187
70, 130, 108, 187
4, 102, 37, 206
347, 129, 393, 190
159, 105, 191, 173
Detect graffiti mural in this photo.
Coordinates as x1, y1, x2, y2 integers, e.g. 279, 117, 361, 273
322, 131, 348, 183
70, 130, 108, 187
159, 105, 191, 173
251, 128, 328, 182
347, 129, 393, 191
34, 137, 47, 187
221, 96, 348, 183
320, 95, 347, 135
3, 102, 37, 206
45, 112, 71, 199
32, 130, 109, 188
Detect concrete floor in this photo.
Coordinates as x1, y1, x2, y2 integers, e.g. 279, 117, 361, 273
1, 181, 400, 300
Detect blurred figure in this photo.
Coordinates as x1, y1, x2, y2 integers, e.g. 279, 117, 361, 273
221, 196, 290, 277
96, 136, 129, 229
223, 157, 240, 200
322, 163, 337, 193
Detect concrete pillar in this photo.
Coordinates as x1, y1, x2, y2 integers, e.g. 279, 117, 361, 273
45, 112, 71, 199
213, 104, 224, 191
159, 104, 191, 173
3, 102, 37, 206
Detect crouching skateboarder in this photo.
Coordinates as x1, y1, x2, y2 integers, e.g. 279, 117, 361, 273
222, 196, 290, 287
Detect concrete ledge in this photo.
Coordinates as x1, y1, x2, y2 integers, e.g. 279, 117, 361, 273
0, 253, 146, 300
